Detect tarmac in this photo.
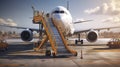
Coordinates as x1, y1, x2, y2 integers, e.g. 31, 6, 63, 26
0, 39, 120, 67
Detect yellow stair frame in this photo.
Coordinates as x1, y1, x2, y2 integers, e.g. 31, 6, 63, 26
51, 18, 77, 56
33, 12, 77, 56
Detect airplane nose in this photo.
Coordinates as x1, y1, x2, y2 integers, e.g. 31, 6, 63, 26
52, 14, 63, 22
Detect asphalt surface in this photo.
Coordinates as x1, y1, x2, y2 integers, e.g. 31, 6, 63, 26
0, 39, 120, 67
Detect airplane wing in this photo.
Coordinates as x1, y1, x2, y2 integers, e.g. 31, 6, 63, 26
73, 20, 92, 24
0, 24, 40, 32
73, 26, 120, 34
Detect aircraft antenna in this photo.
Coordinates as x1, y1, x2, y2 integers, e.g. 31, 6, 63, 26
67, 1, 69, 10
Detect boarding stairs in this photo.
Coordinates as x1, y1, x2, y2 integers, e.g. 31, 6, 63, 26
33, 12, 77, 56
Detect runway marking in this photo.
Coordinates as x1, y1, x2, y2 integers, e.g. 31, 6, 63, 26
71, 59, 81, 67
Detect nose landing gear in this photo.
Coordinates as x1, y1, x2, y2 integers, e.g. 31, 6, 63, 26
75, 34, 83, 45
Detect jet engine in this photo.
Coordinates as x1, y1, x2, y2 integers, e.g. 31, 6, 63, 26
21, 30, 33, 41
86, 30, 98, 42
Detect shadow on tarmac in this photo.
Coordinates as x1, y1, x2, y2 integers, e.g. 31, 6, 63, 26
93, 47, 120, 50
0, 43, 69, 59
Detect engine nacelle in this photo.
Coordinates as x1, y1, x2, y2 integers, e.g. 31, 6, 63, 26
21, 30, 33, 41
86, 30, 98, 42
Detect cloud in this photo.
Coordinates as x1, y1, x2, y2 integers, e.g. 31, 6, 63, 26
103, 16, 120, 23
84, 0, 120, 28
0, 18, 7, 25
84, 0, 120, 16
0, 18, 17, 26
84, 6, 100, 14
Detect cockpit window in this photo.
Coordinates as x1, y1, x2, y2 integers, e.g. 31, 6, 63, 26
53, 10, 65, 14
54, 11, 59, 13
60, 11, 64, 13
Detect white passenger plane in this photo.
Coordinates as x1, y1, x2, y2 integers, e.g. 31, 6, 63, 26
0, 6, 120, 44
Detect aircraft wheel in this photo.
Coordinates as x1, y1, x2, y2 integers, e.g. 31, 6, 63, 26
75, 40, 78, 44
45, 50, 51, 56
52, 52, 56, 58
81, 40, 83, 44
74, 52, 78, 56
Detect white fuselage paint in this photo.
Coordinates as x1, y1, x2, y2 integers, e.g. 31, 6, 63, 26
50, 6, 75, 35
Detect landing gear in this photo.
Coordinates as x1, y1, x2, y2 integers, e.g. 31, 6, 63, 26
75, 40, 83, 44
75, 34, 83, 45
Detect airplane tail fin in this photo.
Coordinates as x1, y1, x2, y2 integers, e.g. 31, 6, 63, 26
67, 1, 69, 10
32, 5, 35, 11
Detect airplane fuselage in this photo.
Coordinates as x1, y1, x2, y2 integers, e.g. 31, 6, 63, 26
51, 6, 75, 35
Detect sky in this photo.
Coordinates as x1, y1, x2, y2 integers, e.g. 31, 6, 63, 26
0, 0, 120, 32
